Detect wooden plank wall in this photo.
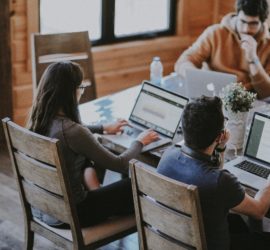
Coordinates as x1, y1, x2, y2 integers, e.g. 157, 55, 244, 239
10, 0, 235, 125
0, 0, 12, 142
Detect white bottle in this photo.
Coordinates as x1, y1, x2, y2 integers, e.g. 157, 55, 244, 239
150, 56, 163, 85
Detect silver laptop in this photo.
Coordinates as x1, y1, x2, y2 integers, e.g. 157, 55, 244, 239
185, 69, 237, 98
101, 81, 189, 152
224, 112, 270, 191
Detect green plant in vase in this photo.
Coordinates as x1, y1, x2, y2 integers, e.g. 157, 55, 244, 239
221, 83, 257, 113
220, 83, 257, 150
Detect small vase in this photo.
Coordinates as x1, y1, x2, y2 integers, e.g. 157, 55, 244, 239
224, 109, 248, 150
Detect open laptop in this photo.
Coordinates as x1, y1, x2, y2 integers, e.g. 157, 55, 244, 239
185, 69, 237, 98
224, 112, 270, 191
101, 81, 189, 152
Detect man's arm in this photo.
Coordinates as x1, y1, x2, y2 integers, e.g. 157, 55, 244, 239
232, 183, 270, 220
174, 26, 214, 76
249, 61, 270, 99
241, 34, 270, 99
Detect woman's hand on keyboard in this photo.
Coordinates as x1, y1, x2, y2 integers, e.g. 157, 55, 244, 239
137, 129, 159, 146
103, 119, 131, 134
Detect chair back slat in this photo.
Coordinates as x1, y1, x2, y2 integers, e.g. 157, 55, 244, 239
144, 227, 187, 250
38, 52, 88, 63
7, 121, 57, 165
134, 162, 193, 213
139, 195, 195, 246
130, 160, 207, 250
22, 180, 70, 224
34, 31, 89, 55
14, 151, 62, 195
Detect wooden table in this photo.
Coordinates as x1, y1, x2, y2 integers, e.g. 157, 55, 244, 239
79, 86, 139, 125
79, 80, 270, 162
79, 81, 270, 223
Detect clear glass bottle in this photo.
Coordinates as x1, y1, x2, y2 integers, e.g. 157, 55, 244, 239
150, 56, 163, 85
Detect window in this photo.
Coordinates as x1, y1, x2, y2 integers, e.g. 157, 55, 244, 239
115, 0, 172, 37
40, 0, 102, 40
39, 0, 176, 45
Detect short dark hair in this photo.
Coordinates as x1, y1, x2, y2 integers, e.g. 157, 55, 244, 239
236, 0, 269, 22
182, 96, 224, 150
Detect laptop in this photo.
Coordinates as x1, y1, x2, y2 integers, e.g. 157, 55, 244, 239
185, 69, 237, 98
101, 81, 189, 152
161, 73, 187, 97
224, 112, 270, 191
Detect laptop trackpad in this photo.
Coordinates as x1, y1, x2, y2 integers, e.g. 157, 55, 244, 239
102, 133, 171, 153
123, 127, 171, 152
124, 126, 143, 138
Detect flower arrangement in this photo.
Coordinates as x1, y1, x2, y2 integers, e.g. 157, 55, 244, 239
220, 83, 257, 113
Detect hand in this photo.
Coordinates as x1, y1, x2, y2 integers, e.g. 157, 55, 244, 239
217, 129, 230, 149
240, 34, 258, 62
136, 129, 159, 146
103, 119, 130, 134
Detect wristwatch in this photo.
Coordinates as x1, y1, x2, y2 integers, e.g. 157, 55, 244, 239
248, 57, 260, 65
215, 145, 227, 153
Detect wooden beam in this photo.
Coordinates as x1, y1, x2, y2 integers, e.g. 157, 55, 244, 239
26, 0, 39, 72
176, 0, 190, 36
0, 0, 12, 142
213, 0, 220, 23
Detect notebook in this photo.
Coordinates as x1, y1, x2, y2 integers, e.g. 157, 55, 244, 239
224, 112, 270, 190
185, 69, 237, 98
101, 81, 189, 152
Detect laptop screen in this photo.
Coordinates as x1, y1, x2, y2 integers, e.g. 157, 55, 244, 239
129, 82, 188, 138
245, 113, 270, 164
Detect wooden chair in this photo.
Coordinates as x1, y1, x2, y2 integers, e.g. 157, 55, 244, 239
2, 117, 136, 250
130, 160, 207, 250
31, 31, 96, 104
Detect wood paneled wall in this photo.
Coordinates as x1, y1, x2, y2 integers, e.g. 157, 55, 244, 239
10, 0, 235, 125
0, 0, 12, 142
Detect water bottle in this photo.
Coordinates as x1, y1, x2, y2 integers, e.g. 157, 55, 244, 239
150, 57, 163, 85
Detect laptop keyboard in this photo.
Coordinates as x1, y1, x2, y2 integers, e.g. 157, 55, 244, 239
235, 160, 270, 179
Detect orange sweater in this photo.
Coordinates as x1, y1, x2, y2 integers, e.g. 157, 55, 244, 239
175, 13, 270, 99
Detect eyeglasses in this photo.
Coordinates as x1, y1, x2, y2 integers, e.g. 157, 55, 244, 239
224, 116, 229, 127
77, 81, 91, 90
240, 19, 260, 28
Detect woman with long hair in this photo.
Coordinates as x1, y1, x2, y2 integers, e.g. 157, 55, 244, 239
27, 61, 158, 228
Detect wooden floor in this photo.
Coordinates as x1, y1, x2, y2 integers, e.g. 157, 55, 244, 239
0, 143, 139, 250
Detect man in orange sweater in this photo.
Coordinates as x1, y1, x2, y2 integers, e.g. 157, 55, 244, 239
175, 0, 270, 99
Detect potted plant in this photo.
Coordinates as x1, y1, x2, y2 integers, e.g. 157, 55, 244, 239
220, 83, 257, 149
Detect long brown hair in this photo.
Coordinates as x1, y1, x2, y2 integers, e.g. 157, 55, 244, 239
27, 61, 83, 135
